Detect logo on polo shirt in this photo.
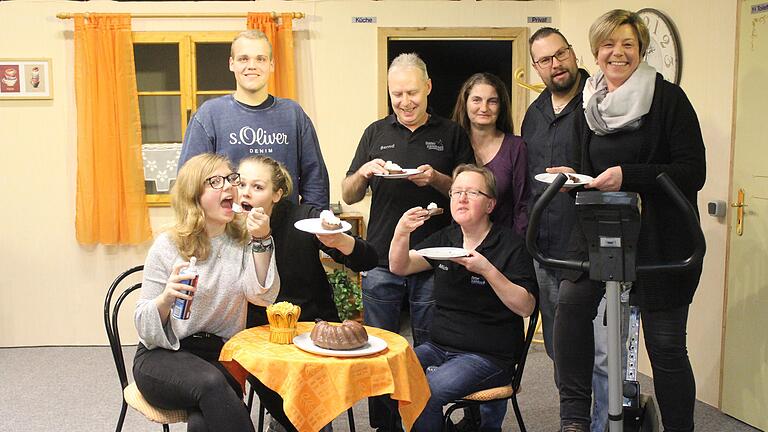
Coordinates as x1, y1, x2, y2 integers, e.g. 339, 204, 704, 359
380, 144, 395, 150
470, 276, 487, 286
425, 139, 444, 151
438, 263, 449, 271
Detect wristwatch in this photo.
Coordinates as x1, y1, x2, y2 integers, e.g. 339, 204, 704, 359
251, 236, 274, 253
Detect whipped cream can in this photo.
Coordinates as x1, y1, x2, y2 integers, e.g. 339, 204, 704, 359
172, 257, 199, 320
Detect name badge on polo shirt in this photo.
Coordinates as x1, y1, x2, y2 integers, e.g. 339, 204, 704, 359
471, 275, 487, 286
425, 139, 444, 151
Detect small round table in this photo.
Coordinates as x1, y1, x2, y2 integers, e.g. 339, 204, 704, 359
219, 322, 430, 432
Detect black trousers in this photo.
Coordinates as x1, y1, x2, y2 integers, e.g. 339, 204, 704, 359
554, 277, 695, 432
368, 395, 403, 432
247, 375, 299, 432
133, 336, 255, 432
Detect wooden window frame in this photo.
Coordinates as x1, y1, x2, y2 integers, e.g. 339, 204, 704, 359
133, 31, 239, 207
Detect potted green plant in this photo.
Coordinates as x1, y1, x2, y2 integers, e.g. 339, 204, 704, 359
327, 269, 363, 322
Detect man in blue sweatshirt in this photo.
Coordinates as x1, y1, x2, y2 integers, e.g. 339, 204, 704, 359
178, 30, 329, 210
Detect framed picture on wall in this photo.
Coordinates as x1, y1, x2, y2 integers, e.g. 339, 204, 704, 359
0, 58, 53, 100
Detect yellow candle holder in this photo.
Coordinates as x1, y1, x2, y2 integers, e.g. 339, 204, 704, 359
266, 302, 301, 344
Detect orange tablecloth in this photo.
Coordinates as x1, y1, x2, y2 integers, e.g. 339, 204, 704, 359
219, 322, 430, 432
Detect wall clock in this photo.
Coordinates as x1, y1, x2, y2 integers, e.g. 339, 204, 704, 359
638, 8, 682, 84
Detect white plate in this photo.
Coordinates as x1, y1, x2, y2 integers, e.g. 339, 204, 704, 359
534, 173, 594, 188
373, 168, 422, 179
294, 218, 352, 235
416, 247, 470, 260
293, 332, 388, 357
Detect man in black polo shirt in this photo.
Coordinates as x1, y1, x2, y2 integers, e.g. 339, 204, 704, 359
342, 52, 473, 432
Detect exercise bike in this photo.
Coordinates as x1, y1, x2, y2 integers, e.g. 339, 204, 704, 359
526, 173, 705, 432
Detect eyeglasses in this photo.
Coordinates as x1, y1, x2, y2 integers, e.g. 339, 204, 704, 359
205, 173, 241, 189
448, 189, 491, 200
533, 45, 572, 68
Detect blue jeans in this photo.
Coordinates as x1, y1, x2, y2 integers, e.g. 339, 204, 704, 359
362, 266, 434, 345
363, 266, 435, 430
413, 342, 511, 432
534, 261, 559, 360
536, 263, 614, 432
591, 295, 629, 432
591, 296, 609, 432
477, 401, 508, 432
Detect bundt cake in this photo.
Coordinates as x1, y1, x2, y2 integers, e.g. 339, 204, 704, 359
310, 319, 369, 350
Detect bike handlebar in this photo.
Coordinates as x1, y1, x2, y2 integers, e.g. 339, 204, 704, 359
525, 172, 706, 274
525, 173, 589, 272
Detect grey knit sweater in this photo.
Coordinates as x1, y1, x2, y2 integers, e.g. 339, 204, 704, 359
134, 232, 280, 350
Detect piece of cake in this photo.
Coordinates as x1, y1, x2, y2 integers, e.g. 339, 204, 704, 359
310, 319, 369, 350
426, 202, 444, 217
319, 210, 343, 230
266, 302, 301, 344
383, 160, 405, 174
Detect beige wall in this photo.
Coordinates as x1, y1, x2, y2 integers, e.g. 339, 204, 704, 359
0, 0, 734, 408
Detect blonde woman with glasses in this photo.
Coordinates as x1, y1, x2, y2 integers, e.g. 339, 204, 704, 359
133, 153, 280, 432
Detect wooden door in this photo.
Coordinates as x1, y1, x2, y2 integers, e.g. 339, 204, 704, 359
720, 2, 768, 429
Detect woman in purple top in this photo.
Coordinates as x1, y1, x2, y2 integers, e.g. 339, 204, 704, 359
450, 73, 531, 430
452, 73, 530, 238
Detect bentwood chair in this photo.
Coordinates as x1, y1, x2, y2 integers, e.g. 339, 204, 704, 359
442, 303, 540, 432
105, 265, 187, 432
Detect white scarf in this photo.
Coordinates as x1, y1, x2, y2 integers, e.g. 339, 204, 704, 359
583, 62, 657, 136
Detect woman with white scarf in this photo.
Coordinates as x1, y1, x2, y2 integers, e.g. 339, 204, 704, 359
551, 10, 706, 432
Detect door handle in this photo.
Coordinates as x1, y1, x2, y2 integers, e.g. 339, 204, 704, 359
730, 188, 747, 236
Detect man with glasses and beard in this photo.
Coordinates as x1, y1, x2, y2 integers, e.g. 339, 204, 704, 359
522, 27, 611, 432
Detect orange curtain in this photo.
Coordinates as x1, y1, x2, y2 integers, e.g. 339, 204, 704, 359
247, 12, 297, 100
74, 14, 152, 245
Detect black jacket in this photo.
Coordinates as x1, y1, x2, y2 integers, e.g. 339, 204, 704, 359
523, 69, 590, 261
247, 201, 378, 326
569, 73, 706, 311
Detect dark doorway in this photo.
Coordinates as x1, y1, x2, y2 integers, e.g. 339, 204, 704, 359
387, 40, 513, 119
